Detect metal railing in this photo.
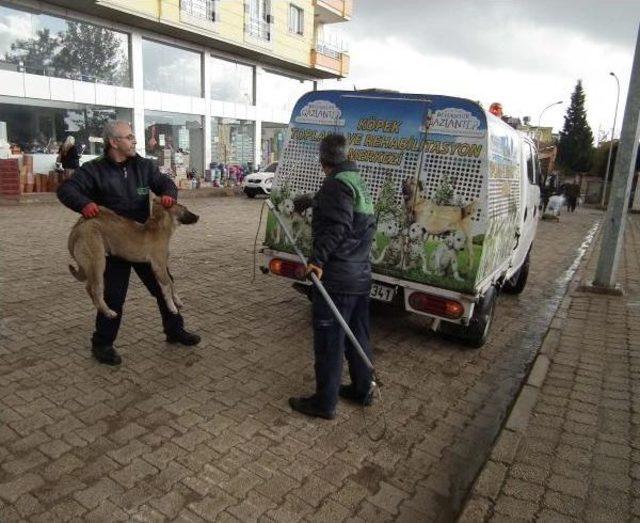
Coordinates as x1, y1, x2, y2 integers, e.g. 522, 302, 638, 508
181, 0, 216, 22
314, 38, 348, 59
245, 17, 270, 41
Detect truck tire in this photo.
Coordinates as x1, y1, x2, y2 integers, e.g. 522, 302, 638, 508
438, 286, 497, 348
503, 251, 530, 295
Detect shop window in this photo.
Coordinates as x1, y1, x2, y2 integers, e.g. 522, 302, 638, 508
261, 123, 287, 166
288, 5, 304, 36
210, 56, 254, 104
143, 40, 202, 98
261, 70, 313, 113
145, 111, 204, 188
0, 5, 130, 86
210, 117, 255, 186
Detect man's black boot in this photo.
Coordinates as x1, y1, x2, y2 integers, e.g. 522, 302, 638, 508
166, 329, 201, 346
339, 384, 374, 406
91, 345, 122, 366
288, 396, 335, 420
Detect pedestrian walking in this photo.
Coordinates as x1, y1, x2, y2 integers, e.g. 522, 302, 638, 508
289, 133, 376, 419
566, 181, 580, 212
57, 120, 201, 366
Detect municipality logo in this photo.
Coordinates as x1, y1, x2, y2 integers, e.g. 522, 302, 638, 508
425, 108, 484, 137
295, 100, 345, 126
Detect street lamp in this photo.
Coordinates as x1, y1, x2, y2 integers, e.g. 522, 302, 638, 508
601, 72, 621, 208
536, 100, 563, 149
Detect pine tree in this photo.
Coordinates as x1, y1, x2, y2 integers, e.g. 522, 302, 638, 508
557, 80, 594, 173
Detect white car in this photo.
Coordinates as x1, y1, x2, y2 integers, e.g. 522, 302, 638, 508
243, 162, 278, 198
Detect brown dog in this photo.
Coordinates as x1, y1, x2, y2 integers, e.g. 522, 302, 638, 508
67, 198, 199, 318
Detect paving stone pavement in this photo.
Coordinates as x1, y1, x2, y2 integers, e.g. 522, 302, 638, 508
0, 198, 600, 522
461, 213, 640, 523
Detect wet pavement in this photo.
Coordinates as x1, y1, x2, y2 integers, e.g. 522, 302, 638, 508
0, 198, 600, 522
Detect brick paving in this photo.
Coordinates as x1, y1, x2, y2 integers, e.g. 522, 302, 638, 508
461, 213, 640, 523
0, 198, 599, 522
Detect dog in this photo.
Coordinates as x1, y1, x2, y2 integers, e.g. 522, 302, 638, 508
371, 220, 405, 268
413, 196, 478, 269
67, 198, 199, 319
404, 222, 428, 271
430, 230, 467, 281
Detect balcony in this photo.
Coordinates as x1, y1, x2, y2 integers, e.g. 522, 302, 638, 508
311, 39, 349, 77
314, 0, 353, 24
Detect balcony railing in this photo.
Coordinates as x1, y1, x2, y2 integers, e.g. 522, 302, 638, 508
245, 16, 271, 41
181, 0, 217, 22
312, 39, 349, 77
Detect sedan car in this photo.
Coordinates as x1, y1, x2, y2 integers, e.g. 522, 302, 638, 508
243, 162, 278, 198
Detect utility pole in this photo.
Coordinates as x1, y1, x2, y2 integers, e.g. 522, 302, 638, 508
592, 25, 640, 290
601, 72, 621, 208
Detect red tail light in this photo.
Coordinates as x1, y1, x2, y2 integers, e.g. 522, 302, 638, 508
408, 292, 464, 319
269, 258, 306, 280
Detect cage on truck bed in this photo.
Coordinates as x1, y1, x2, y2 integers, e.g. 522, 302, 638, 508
261, 90, 540, 347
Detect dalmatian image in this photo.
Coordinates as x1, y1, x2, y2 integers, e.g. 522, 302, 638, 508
274, 198, 295, 244
403, 222, 429, 271
371, 219, 405, 269
430, 230, 467, 281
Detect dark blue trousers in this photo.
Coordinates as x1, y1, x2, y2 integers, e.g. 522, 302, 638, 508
312, 287, 373, 412
91, 256, 184, 347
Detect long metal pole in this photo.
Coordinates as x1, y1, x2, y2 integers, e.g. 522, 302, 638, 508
265, 199, 374, 371
601, 73, 621, 208
593, 25, 640, 288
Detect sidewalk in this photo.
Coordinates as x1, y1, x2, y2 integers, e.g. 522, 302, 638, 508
460, 213, 640, 522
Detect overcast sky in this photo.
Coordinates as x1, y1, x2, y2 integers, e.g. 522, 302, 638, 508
317, 0, 639, 143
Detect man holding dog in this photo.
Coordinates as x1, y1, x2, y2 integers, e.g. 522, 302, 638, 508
57, 120, 200, 366
289, 133, 376, 420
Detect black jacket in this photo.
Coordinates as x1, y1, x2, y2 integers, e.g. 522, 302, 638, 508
57, 154, 177, 223
310, 161, 376, 295
60, 145, 80, 169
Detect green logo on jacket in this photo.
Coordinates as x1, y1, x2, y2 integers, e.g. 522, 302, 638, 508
137, 186, 149, 196
335, 171, 374, 215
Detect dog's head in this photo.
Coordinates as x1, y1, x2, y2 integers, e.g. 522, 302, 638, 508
303, 207, 313, 224
408, 222, 427, 242
152, 198, 199, 225
445, 230, 466, 251
279, 199, 295, 217
378, 220, 399, 238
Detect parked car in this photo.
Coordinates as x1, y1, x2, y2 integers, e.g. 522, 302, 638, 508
243, 162, 278, 198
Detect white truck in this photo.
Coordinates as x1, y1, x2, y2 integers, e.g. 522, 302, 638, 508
261, 90, 540, 347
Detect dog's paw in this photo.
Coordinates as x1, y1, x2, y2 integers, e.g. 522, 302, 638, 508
174, 299, 184, 309
105, 309, 118, 319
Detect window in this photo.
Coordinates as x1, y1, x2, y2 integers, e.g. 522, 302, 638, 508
0, 5, 130, 86
211, 117, 255, 168
210, 56, 254, 104
145, 111, 204, 181
142, 40, 202, 98
181, 0, 218, 22
245, 0, 271, 41
524, 143, 536, 184
261, 71, 313, 112
289, 5, 304, 36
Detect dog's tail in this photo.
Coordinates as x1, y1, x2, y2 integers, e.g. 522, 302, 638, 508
68, 264, 86, 281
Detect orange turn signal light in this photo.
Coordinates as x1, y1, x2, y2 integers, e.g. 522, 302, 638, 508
408, 292, 464, 319
269, 258, 306, 280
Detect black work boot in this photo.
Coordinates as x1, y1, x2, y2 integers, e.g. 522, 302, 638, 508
339, 384, 374, 406
91, 345, 122, 366
166, 329, 201, 346
288, 396, 335, 420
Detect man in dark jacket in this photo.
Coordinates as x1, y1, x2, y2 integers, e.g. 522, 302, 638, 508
57, 120, 200, 366
289, 133, 376, 419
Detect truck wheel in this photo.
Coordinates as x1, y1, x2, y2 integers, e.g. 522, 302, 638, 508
438, 286, 497, 348
503, 252, 530, 295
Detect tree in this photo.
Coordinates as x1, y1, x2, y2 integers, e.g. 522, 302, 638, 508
4, 28, 59, 75
557, 80, 594, 173
53, 21, 128, 85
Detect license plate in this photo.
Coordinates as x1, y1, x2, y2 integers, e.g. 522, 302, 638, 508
370, 282, 395, 302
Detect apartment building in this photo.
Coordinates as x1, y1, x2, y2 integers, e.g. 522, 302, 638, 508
0, 0, 351, 189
